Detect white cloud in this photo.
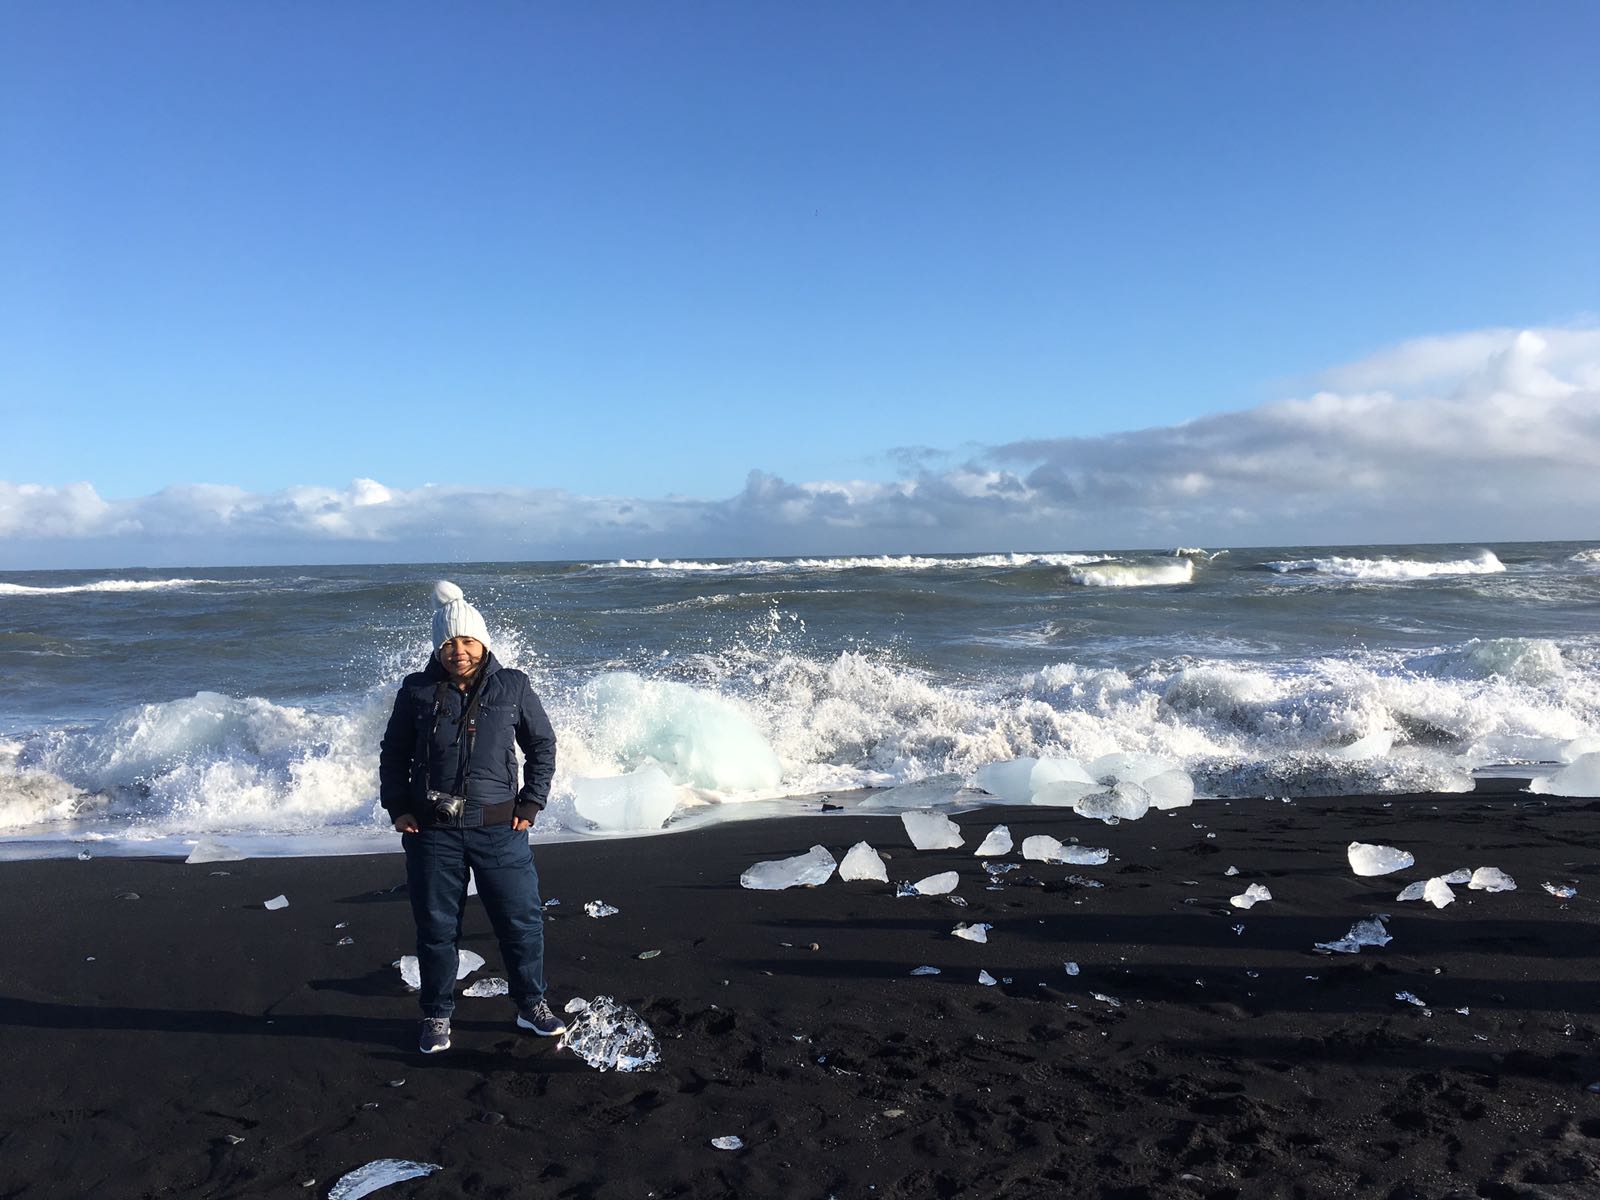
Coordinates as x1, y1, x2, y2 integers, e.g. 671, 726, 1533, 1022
5, 324, 1599, 566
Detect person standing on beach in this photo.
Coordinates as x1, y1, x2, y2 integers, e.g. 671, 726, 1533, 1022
379, 581, 564, 1054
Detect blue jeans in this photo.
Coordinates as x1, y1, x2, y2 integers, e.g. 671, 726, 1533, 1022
402, 824, 548, 1019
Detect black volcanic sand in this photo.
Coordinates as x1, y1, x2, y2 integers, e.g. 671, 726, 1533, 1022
3, 796, 1599, 1200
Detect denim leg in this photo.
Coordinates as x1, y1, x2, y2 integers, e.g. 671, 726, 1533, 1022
403, 828, 469, 1018
466, 825, 547, 1006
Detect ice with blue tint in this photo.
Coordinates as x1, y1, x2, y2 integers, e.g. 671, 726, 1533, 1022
572, 766, 680, 831
326, 1159, 441, 1200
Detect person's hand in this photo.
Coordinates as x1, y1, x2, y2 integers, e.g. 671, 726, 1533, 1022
512, 815, 533, 831
392, 813, 420, 833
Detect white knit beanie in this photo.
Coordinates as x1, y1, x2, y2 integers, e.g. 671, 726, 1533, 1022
431, 580, 491, 652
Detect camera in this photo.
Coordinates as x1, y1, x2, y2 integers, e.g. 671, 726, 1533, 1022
427, 789, 467, 823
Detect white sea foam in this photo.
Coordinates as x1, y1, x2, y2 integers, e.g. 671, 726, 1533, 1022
0, 578, 224, 597
1264, 550, 1505, 580
602, 552, 1104, 574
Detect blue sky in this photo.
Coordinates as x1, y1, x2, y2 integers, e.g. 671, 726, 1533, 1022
2, 2, 1597, 566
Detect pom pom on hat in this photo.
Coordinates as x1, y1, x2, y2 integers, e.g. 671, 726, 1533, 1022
431, 579, 491, 652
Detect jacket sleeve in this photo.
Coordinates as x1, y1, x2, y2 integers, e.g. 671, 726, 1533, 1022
513, 676, 557, 818
378, 685, 418, 819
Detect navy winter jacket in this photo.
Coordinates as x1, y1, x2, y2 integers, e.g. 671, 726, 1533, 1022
378, 652, 557, 825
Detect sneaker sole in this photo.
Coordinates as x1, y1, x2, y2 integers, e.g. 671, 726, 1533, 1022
419, 1038, 451, 1053
516, 1015, 567, 1036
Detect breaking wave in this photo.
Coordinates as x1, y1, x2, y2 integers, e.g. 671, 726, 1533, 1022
1068, 559, 1195, 588
603, 552, 1106, 573
1264, 550, 1505, 580
0, 578, 224, 597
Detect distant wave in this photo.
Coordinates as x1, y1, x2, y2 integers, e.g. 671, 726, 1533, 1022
601, 552, 1105, 573
1068, 559, 1195, 587
1568, 548, 1600, 567
0, 578, 222, 597
1263, 550, 1505, 580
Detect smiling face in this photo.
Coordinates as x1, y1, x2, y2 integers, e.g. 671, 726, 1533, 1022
438, 636, 485, 682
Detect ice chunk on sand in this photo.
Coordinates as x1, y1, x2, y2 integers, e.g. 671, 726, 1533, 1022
977, 970, 998, 986
263, 895, 289, 910
326, 1158, 441, 1200
901, 811, 964, 850
1347, 842, 1414, 876
463, 977, 509, 998
467, 870, 478, 897
901, 871, 959, 896
1032, 757, 1097, 790
972, 757, 1038, 804
837, 841, 888, 882
973, 825, 1012, 856
1423, 877, 1456, 908
584, 901, 619, 918
1075, 780, 1150, 823
1530, 750, 1600, 797
185, 840, 245, 865
1314, 916, 1392, 954
859, 774, 966, 809
558, 994, 660, 1072
711, 1136, 744, 1151
572, 766, 680, 832
740, 845, 836, 890
1441, 868, 1472, 885
910, 965, 941, 976
456, 950, 485, 979
1395, 991, 1427, 1008
1468, 867, 1516, 892
1064, 961, 1080, 976
1031, 779, 1099, 808
952, 922, 992, 943
1229, 884, 1272, 910
1543, 881, 1578, 899
1396, 881, 1427, 902
1022, 834, 1063, 861
394, 949, 485, 991
1019, 834, 1108, 865
1141, 770, 1195, 810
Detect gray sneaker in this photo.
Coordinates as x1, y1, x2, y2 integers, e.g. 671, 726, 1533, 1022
516, 999, 567, 1037
418, 1017, 451, 1053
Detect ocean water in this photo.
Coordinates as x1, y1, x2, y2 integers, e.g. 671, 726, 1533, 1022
1, 541, 1595, 858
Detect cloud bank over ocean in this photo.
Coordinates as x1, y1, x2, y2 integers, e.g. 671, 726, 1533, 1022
6, 326, 1599, 566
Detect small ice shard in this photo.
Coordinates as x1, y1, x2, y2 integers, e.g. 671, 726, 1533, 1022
1314, 916, 1392, 954
584, 901, 619, 918
185, 840, 246, 865
263, 895, 289, 910
973, 825, 1012, 856
1441, 868, 1472, 885
1347, 842, 1414, 877
1395, 991, 1427, 1007
337, 936, 354, 946
1091, 991, 1122, 1007
1022, 834, 1064, 862
1396, 881, 1427, 902
948, 895, 968, 907
326, 1159, 441, 1200
1056, 845, 1110, 866
1229, 883, 1272, 910
564, 997, 590, 1014
467, 871, 478, 897
1543, 881, 1578, 898
1064, 961, 1080, 976
1468, 867, 1516, 893
952, 922, 992, 943
1423, 877, 1456, 909
972, 757, 1039, 804
456, 950, 485, 980
572, 765, 680, 831
895, 881, 918, 897
463, 977, 509, 998
904, 871, 959, 896
1141, 770, 1195, 811
739, 845, 837, 890
983, 861, 1019, 876
1224, 865, 1239, 876
558, 994, 661, 1072
910, 965, 942, 976
1231, 923, 1245, 935
838, 841, 889, 882
977, 970, 998, 986
858, 774, 966, 809
394, 949, 483, 991
711, 1136, 744, 1151
901, 811, 964, 850
637, 949, 661, 959
76, 850, 91, 861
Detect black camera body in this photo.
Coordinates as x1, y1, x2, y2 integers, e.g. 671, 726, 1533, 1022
427, 789, 467, 823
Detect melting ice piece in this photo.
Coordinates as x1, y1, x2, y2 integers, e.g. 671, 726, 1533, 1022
572, 766, 680, 831
910, 965, 942, 976
1347, 842, 1414, 877
973, 825, 1012, 856
1530, 750, 1600, 797
558, 995, 661, 1072
584, 901, 619, 918
905, 871, 959, 896
263, 895, 289, 911
1022, 834, 1064, 862
564, 997, 590, 1014
1423, 878, 1456, 908
1141, 770, 1195, 811
952, 922, 992, 943
1441, 868, 1472, 885
1229, 883, 1272, 910
463, 977, 509, 998
1396, 881, 1427, 902
1395, 991, 1427, 1007
185, 840, 246, 865
711, 1136, 744, 1151
739, 845, 837, 890
977, 970, 998, 986
972, 757, 1039, 804
901, 811, 964, 850
859, 774, 966, 810
1075, 781, 1150, 823
1064, 961, 1080, 976
1468, 867, 1516, 893
1314, 916, 1392, 954
1543, 882, 1578, 899
326, 1158, 441, 1200
839, 841, 889, 882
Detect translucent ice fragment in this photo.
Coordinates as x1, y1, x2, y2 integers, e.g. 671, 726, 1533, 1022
901, 811, 964, 850
1347, 842, 1414, 876
1468, 867, 1516, 893
463, 977, 509, 998
396, 956, 421, 990
1224, 866, 1239, 876
972, 757, 1038, 804
1022, 835, 1064, 862
977, 970, 998, 986
1314, 916, 1392, 954
1441, 868, 1472, 885
839, 841, 889, 882
973, 825, 1012, 857
584, 901, 619, 918
739, 845, 837, 890
186, 840, 245, 865
711, 1136, 743, 1151
1031, 780, 1099, 808
1423, 877, 1456, 908
1088, 751, 1177, 786
952, 922, 991, 943
1075, 780, 1150, 823
326, 1158, 441, 1200
1396, 881, 1427, 902
558, 994, 661, 1072
859, 774, 966, 809
1530, 750, 1600, 797
1229, 883, 1272, 910
1543, 881, 1578, 899
564, 997, 590, 1014
337, 936, 354, 946
1142, 770, 1195, 810
907, 871, 959, 896
910, 965, 942, 976
1091, 991, 1122, 1007
1395, 991, 1427, 1007
1031, 757, 1096, 791
263, 895, 289, 910
456, 950, 485, 980
1056, 845, 1110, 865
1064, 961, 1080, 976
572, 766, 680, 831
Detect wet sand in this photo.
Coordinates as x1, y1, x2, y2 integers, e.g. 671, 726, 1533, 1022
2, 794, 1598, 1199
